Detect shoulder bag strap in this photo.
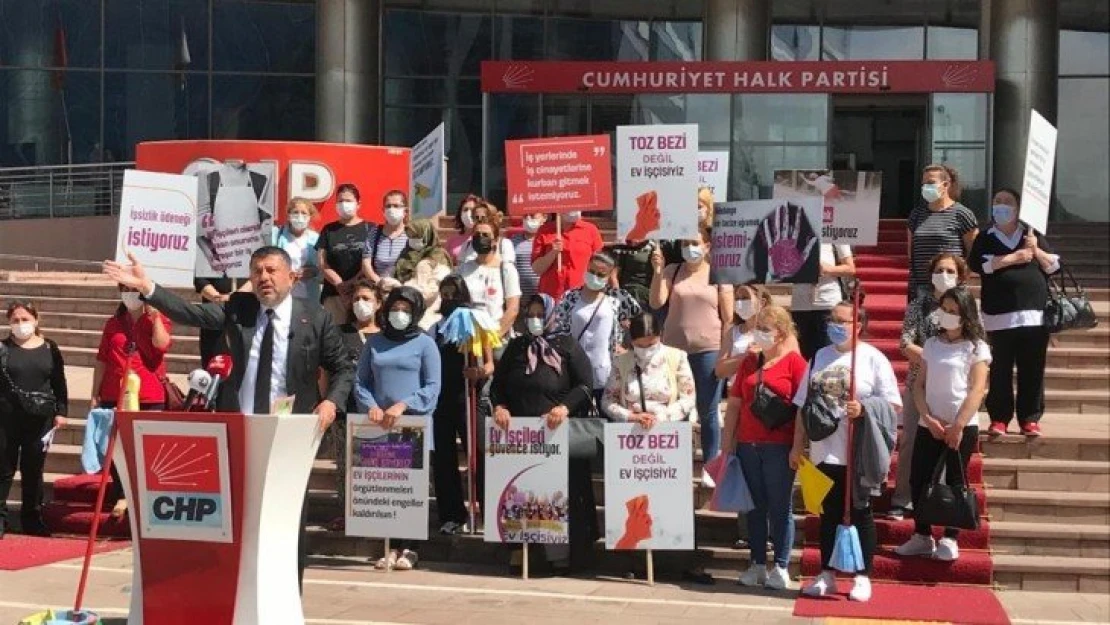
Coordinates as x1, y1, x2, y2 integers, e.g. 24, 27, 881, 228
576, 293, 606, 342
634, 364, 648, 413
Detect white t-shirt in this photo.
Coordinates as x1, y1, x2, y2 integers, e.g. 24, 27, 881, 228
791, 244, 853, 311
570, 295, 616, 388
921, 337, 991, 426
729, 325, 754, 357
457, 260, 522, 326
793, 342, 902, 466
459, 238, 516, 265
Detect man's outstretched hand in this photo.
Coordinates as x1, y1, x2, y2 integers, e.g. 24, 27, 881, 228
104, 252, 153, 294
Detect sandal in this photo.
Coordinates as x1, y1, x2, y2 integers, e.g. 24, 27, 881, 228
394, 549, 418, 571
374, 549, 400, 570
111, 499, 128, 519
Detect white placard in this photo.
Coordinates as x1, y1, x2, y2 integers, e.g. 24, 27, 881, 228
484, 418, 569, 544
192, 160, 276, 278
1020, 109, 1058, 234
773, 169, 882, 246
697, 151, 730, 201
411, 123, 446, 220
345, 417, 430, 541
616, 124, 700, 241
115, 170, 199, 287
604, 421, 694, 551
710, 198, 824, 285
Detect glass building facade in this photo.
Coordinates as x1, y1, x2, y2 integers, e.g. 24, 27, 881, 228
1, 0, 1107, 222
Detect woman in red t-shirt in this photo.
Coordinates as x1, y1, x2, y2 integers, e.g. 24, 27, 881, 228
90, 285, 172, 517
721, 304, 806, 591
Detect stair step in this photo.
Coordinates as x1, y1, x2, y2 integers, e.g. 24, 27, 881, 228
986, 489, 1110, 524
993, 554, 1110, 592
983, 458, 1110, 492
990, 521, 1110, 558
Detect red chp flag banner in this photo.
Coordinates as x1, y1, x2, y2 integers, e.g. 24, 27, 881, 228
504, 134, 613, 215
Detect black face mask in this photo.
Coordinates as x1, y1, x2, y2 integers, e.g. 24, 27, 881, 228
441, 299, 462, 316
472, 234, 494, 255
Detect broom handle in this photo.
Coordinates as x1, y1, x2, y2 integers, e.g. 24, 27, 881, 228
843, 287, 860, 526
74, 421, 118, 612
466, 353, 479, 534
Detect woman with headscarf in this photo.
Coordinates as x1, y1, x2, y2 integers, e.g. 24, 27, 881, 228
395, 219, 454, 327
490, 293, 595, 574
355, 286, 442, 570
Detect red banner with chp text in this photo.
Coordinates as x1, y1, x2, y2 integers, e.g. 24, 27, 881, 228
504, 134, 613, 215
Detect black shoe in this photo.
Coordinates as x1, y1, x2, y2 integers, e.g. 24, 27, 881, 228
21, 518, 51, 537
682, 568, 716, 585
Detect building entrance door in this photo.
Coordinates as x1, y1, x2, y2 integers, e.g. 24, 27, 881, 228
831, 96, 928, 219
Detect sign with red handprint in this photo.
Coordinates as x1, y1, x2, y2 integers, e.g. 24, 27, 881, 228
616, 124, 700, 242
773, 169, 882, 246
709, 198, 824, 286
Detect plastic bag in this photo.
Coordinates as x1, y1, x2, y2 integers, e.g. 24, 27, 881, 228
705, 453, 755, 514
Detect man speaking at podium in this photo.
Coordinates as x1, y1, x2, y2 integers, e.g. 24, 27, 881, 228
104, 246, 355, 591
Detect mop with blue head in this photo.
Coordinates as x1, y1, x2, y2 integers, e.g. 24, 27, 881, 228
829, 286, 865, 574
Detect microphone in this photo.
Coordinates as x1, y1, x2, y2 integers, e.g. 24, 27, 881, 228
183, 369, 213, 410
202, 354, 234, 411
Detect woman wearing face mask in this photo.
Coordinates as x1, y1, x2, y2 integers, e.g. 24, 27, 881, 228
715, 285, 775, 382
969, 188, 1060, 438
91, 285, 173, 519
791, 242, 855, 360
454, 201, 515, 266
445, 194, 482, 262
532, 211, 603, 300
318, 183, 378, 324
272, 197, 321, 304
906, 164, 979, 301
603, 312, 696, 428
456, 220, 522, 340
491, 293, 595, 573
894, 286, 989, 562
551, 252, 643, 415
394, 219, 454, 328
791, 301, 901, 603
722, 305, 806, 590
430, 276, 494, 535
511, 212, 546, 303
650, 227, 734, 488
0, 301, 67, 537
887, 252, 970, 520
362, 190, 411, 283
658, 187, 718, 266
355, 286, 442, 570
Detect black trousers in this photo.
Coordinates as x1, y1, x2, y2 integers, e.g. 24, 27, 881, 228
0, 408, 52, 527
433, 392, 484, 526
816, 463, 877, 575
792, 310, 831, 362
986, 325, 1049, 426
909, 424, 978, 538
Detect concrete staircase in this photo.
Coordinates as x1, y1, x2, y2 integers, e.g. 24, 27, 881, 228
2, 218, 1108, 591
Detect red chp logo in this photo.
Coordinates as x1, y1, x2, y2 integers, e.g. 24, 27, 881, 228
142, 434, 225, 529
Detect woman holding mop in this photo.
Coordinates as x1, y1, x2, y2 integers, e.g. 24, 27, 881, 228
790, 300, 901, 602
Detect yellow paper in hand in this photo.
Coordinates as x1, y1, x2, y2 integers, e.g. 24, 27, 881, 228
798, 456, 834, 516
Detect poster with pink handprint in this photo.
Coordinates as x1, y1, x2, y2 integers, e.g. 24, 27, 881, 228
709, 198, 824, 285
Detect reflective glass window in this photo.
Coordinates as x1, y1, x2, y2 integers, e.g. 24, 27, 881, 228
926, 26, 977, 60
105, 0, 210, 70
931, 94, 988, 216
104, 72, 208, 161
212, 1, 315, 73
384, 10, 492, 76
211, 75, 314, 140
0, 69, 99, 167
772, 25, 820, 60
822, 26, 925, 60
1060, 30, 1110, 75
547, 19, 649, 61
0, 0, 101, 69
1058, 77, 1110, 222
494, 15, 545, 60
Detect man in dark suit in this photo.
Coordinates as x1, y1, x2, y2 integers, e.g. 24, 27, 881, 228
104, 246, 354, 591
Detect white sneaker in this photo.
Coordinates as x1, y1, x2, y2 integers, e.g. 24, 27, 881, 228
737, 563, 767, 587
894, 533, 936, 557
701, 467, 716, 489
849, 575, 872, 602
801, 570, 838, 597
764, 565, 793, 591
935, 537, 960, 561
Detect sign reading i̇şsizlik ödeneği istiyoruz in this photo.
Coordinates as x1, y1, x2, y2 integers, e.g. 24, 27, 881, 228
484, 418, 569, 544
115, 170, 199, 288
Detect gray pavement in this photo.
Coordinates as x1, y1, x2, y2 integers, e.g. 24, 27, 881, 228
0, 549, 1107, 624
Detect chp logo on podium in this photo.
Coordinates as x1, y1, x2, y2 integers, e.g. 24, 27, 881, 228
133, 421, 234, 543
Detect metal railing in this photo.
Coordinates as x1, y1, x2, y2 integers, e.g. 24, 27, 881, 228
0, 161, 134, 220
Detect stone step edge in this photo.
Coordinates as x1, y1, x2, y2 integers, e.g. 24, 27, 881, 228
992, 554, 1110, 574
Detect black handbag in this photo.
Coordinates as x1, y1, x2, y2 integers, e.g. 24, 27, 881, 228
1044, 265, 1098, 334
915, 449, 980, 530
749, 354, 795, 430
801, 389, 840, 442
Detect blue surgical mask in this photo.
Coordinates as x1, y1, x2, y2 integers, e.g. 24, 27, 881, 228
992, 204, 1016, 225
921, 183, 943, 204
826, 323, 850, 346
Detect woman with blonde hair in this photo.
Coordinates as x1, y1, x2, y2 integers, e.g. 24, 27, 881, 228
722, 305, 807, 590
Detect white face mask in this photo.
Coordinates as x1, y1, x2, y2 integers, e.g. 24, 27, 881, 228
736, 299, 759, 321
121, 292, 143, 311
564, 211, 581, 223
526, 317, 545, 336
633, 342, 661, 362
385, 207, 406, 226
352, 300, 376, 323
408, 238, 425, 252
460, 211, 475, 230
752, 329, 777, 350
583, 273, 607, 292
337, 200, 358, 219
682, 244, 704, 264
932, 271, 958, 293
388, 310, 412, 331
288, 214, 310, 232
523, 217, 543, 233
9, 322, 35, 341
921, 183, 943, 204
938, 310, 962, 331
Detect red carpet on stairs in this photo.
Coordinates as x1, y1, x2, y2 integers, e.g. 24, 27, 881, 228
0, 534, 128, 571
43, 474, 131, 539
793, 582, 1011, 625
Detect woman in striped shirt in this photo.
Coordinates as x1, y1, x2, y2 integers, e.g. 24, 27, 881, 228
906, 164, 979, 301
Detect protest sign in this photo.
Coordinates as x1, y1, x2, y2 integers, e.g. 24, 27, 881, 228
710, 198, 824, 285
345, 417, 430, 541
189, 160, 275, 278
616, 124, 700, 241
697, 151, 730, 201
773, 169, 882, 246
115, 170, 199, 288
505, 134, 613, 215
1020, 109, 1058, 234
604, 422, 694, 551
411, 123, 446, 219
484, 418, 569, 544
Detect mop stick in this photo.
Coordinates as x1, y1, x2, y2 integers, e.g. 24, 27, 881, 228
829, 287, 864, 573
73, 423, 117, 612
555, 214, 563, 274
466, 353, 479, 534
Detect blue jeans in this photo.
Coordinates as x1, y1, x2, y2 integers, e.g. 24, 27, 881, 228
736, 443, 796, 568
686, 350, 723, 463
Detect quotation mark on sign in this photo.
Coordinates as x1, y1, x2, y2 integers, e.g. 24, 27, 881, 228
593, 146, 606, 157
